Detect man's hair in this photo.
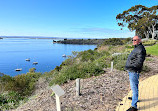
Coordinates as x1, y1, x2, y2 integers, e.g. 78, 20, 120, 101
135, 35, 142, 40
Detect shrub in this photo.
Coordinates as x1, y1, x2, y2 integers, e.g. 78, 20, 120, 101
94, 55, 111, 68
0, 72, 41, 96
142, 39, 157, 46
0, 91, 24, 110
49, 62, 105, 85
29, 68, 36, 73
0, 75, 14, 93
103, 38, 124, 46
141, 64, 150, 73
125, 45, 134, 49
77, 49, 109, 62
0, 71, 42, 110
112, 53, 129, 71
78, 49, 96, 62
122, 37, 132, 44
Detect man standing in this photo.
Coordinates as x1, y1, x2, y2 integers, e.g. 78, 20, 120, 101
125, 36, 146, 111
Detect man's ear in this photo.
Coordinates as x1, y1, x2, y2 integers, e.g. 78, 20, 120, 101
139, 39, 142, 43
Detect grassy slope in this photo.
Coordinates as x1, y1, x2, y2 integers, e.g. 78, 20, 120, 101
146, 43, 158, 56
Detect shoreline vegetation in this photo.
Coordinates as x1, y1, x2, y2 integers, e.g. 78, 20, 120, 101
0, 37, 157, 110
53, 38, 130, 45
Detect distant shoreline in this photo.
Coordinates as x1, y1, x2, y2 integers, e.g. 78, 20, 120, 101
54, 39, 106, 45
0, 36, 106, 40
1, 36, 62, 39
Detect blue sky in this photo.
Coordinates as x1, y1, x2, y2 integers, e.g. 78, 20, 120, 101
0, 0, 157, 38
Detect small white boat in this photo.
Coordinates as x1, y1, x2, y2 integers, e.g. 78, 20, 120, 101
25, 58, 30, 61
62, 54, 66, 57
33, 62, 38, 65
15, 68, 22, 71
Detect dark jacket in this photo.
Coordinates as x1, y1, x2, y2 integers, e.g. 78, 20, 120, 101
125, 43, 146, 73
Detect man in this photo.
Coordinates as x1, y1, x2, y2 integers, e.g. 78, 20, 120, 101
125, 36, 146, 111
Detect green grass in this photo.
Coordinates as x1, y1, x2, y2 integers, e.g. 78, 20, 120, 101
146, 43, 158, 56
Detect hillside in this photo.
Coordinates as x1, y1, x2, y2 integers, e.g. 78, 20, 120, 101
54, 39, 106, 45
0, 38, 157, 110
12, 56, 158, 111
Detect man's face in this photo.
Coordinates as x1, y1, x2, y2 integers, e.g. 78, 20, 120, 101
132, 36, 141, 45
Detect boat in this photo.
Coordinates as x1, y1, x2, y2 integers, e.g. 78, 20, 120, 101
62, 54, 66, 57
15, 68, 22, 71
33, 62, 38, 65
25, 58, 30, 61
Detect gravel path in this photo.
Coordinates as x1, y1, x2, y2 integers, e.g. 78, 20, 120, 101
12, 56, 158, 111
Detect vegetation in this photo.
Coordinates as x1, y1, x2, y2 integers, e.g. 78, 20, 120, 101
102, 38, 124, 46
55, 38, 132, 45
0, 70, 41, 110
142, 39, 157, 46
0, 37, 157, 110
146, 43, 158, 56
116, 5, 158, 39
49, 49, 110, 85
55, 39, 106, 45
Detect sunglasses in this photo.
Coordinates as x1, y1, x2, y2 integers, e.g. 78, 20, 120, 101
132, 39, 139, 41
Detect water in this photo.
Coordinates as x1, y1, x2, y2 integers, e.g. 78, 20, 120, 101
0, 38, 96, 76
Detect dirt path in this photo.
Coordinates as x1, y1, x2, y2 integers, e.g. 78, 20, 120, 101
12, 56, 158, 111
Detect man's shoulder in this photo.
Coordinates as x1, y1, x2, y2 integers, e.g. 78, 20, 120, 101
137, 43, 145, 50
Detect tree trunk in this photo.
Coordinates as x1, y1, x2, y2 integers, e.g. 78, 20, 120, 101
144, 31, 149, 39
152, 24, 155, 39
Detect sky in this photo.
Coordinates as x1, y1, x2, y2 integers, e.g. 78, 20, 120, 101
0, 0, 157, 39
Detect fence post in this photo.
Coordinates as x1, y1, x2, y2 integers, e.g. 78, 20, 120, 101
56, 94, 61, 111
51, 85, 65, 111
76, 78, 80, 96
111, 61, 113, 72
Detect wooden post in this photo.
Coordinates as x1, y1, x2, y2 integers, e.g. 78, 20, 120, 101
51, 85, 65, 111
76, 78, 80, 96
111, 61, 113, 72
55, 94, 61, 111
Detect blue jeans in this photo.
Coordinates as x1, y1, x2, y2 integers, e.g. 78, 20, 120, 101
128, 71, 139, 108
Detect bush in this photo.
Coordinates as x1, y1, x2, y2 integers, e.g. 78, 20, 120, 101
94, 55, 111, 68
49, 62, 105, 85
78, 49, 96, 62
0, 71, 41, 110
122, 37, 132, 44
49, 49, 111, 86
29, 68, 36, 73
0, 91, 24, 110
0, 72, 41, 96
125, 45, 134, 49
141, 64, 150, 73
142, 39, 157, 46
77, 49, 109, 62
112, 53, 129, 71
103, 38, 124, 46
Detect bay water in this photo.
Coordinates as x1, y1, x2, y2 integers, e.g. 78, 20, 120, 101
0, 38, 96, 76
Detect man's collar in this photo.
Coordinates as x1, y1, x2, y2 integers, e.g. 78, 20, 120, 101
134, 42, 142, 48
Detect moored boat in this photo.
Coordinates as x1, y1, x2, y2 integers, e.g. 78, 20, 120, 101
25, 58, 30, 61
62, 54, 66, 57
15, 68, 22, 71
33, 62, 38, 65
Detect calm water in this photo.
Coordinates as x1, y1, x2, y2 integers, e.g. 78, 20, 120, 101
0, 38, 96, 76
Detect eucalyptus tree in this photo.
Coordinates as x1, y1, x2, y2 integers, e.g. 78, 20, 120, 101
116, 5, 158, 39
147, 6, 158, 39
